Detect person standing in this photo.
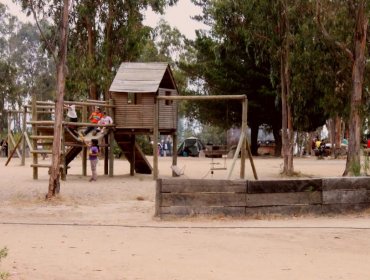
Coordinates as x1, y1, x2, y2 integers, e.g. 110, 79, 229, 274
64, 104, 78, 122
88, 139, 99, 182
64, 104, 78, 136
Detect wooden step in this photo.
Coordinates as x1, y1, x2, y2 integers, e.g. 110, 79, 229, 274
31, 150, 53, 154
30, 164, 65, 169
30, 135, 54, 140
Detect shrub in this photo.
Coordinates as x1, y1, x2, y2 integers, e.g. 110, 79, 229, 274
0, 247, 9, 280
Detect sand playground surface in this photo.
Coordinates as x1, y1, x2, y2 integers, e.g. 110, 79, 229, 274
1, 155, 370, 279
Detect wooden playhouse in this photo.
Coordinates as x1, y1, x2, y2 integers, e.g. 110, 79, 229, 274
109, 62, 179, 175
109, 62, 178, 133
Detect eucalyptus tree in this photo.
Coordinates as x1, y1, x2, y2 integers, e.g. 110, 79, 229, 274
67, 0, 179, 101
9, 23, 56, 105
16, 0, 73, 198
180, 0, 283, 157
317, 0, 369, 175
0, 4, 18, 133
186, 0, 345, 175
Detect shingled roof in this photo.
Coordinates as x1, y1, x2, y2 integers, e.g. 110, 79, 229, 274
109, 62, 177, 93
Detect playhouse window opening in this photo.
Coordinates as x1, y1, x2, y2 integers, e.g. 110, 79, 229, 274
165, 91, 172, 106
127, 92, 137, 104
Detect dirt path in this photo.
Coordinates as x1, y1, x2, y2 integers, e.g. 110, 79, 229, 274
1, 156, 370, 279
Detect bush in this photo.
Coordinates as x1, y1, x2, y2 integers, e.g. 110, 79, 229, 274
0, 247, 9, 280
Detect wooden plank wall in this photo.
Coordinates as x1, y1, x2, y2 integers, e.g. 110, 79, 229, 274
112, 90, 177, 130
156, 177, 370, 218
158, 89, 177, 130
156, 179, 247, 216
112, 92, 154, 128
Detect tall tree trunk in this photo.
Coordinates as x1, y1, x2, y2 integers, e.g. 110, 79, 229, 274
327, 118, 336, 157
343, 1, 368, 176
104, 1, 114, 100
335, 116, 342, 152
47, 0, 71, 198
86, 15, 97, 100
280, 0, 294, 175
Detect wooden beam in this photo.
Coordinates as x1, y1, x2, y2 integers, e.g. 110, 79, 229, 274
32, 93, 38, 179
172, 133, 178, 177
109, 129, 114, 177
153, 98, 159, 179
130, 134, 135, 176
21, 106, 27, 166
8, 132, 22, 159
82, 146, 87, 176
61, 126, 66, 180
24, 132, 33, 153
156, 95, 247, 101
30, 135, 55, 140
240, 99, 247, 179
5, 134, 23, 166
104, 134, 108, 175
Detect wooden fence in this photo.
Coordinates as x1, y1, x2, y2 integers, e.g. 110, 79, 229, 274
155, 177, 370, 218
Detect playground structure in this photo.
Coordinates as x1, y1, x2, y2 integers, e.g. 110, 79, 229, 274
5, 62, 180, 179
13, 98, 115, 180
5, 62, 257, 181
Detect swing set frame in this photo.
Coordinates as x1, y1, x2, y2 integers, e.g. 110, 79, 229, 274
153, 94, 258, 180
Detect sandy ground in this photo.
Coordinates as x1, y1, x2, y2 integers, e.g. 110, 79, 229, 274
1, 155, 370, 280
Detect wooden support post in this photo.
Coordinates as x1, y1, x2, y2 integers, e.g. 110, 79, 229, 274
8, 132, 22, 159
108, 99, 114, 121
130, 134, 135, 176
246, 136, 258, 180
154, 178, 162, 217
21, 106, 27, 166
228, 131, 244, 180
5, 135, 23, 166
82, 146, 87, 176
104, 134, 108, 175
107, 98, 114, 176
82, 105, 87, 123
240, 98, 247, 179
61, 125, 66, 180
7, 111, 12, 152
153, 98, 159, 180
32, 93, 38, 179
243, 98, 258, 180
172, 132, 178, 177
82, 104, 87, 176
109, 129, 114, 177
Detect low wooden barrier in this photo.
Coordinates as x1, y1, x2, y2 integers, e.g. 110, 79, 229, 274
155, 177, 370, 218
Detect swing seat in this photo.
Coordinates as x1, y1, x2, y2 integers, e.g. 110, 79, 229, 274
171, 165, 185, 177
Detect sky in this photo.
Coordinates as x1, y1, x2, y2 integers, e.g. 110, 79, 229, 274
0, 0, 207, 39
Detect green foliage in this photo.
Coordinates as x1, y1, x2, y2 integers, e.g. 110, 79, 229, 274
136, 135, 153, 155
0, 247, 9, 280
66, 0, 179, 100
349, 161, 361, 176
0, 4, 56, 135
363, 153, 370, 176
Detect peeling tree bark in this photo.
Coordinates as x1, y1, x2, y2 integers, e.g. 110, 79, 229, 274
280, 0, 294, 176
317, 0, 368, 176
344, 1, 368, 175
47, 0, 71, 198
